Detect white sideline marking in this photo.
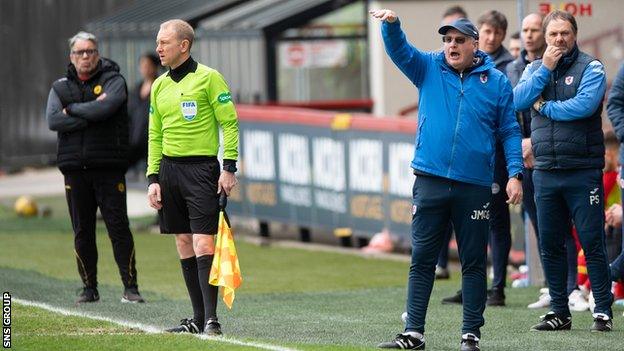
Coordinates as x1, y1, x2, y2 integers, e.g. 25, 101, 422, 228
14, 298, 299, 351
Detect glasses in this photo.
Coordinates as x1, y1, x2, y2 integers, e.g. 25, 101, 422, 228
442, 36, 469, 44
71, 49, 98, 57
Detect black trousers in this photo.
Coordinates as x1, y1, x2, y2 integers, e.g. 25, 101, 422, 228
534, 169, 612, 317
406, 175, 491, 337
64, 169, 137, 289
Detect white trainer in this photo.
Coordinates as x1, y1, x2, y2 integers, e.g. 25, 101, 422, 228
528, 292, 551, 309
568, 289, 590, 312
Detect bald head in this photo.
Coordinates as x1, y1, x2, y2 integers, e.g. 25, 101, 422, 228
160, 19, 194, 49
522, 13, 543, 29
521, 13, 545, 59
156, 19, 194, 69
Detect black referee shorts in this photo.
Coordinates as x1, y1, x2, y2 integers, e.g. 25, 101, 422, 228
158, 156, 220, 235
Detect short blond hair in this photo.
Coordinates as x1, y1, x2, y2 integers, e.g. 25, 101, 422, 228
160, 19, 194, 49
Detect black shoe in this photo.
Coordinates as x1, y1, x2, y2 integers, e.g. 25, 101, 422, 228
75, 287, 99, 304
165, 318, 203, 334
460, 333, 480, 351
204, 318, 222, 336
378, 332, 425, 349
121, 287, 146, 303
442, 290, 462, 305
530, 311, 571, 331
590, 313, 613, 332
486, 288, 505, 307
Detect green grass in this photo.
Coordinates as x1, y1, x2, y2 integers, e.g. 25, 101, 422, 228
2, 195, 624, 350
12, 303, 264, 351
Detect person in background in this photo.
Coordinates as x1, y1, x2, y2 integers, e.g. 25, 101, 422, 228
441, 5, 468, 25
508, 31, 521, 59
128, 52, 160, 172
607, 62, 624, 311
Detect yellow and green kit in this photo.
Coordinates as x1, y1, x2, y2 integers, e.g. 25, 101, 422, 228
147, 62, 239, 177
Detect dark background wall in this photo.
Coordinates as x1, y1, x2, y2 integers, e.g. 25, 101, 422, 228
0, 0, 134, 172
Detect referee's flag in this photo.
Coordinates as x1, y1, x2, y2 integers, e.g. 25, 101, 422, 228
209, 194, 242, 309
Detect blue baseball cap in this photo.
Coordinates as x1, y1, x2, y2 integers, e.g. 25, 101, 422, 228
438, 18, 479, 40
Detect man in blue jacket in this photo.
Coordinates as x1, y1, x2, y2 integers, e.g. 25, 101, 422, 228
607, 64, 624, 286
514, 10, 612, 332
442, 9, 517, 307
370, 9, 522, 351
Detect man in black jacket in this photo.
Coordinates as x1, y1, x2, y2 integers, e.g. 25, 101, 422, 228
45, 31, 144, 304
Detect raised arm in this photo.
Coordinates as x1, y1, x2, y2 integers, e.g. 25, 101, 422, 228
371, 9, 429, 87
513, 62, 550, 111
540, 60, 606, 121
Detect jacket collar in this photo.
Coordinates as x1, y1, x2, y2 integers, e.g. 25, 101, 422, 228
553, 44, 579, 79
489, 45, 514, 68
168, 56, 197, 83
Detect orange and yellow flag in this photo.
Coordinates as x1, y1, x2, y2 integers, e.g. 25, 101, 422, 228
209, 210, 242, 309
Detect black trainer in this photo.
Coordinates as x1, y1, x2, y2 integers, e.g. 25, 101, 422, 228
205, 318, 222, 336
590, 313, 613, 332
75, 287, 99, 304
442, 290, 462, 305
121, 287, 146, 303
165, 318, 203, 334
530, 311, 571, 331
460, 333, 480, 351
486, 288, 505, 307
378, 332, 425, 349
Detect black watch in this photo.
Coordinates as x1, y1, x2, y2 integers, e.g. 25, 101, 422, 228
510, 172, 523, 181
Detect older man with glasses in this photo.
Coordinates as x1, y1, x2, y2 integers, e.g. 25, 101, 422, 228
45, 31, 144, 304
370, 9, 522, 351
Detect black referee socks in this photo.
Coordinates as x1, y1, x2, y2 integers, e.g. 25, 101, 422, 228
180, 257, 205, 325
196, 254, 218, 320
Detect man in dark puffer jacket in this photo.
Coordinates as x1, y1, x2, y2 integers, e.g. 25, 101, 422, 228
45, 31, 144, 304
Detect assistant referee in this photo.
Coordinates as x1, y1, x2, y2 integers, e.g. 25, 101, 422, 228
147, 19, 239, 336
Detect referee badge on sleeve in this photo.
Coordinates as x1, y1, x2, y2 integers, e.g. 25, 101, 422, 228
181, 101, 197, 121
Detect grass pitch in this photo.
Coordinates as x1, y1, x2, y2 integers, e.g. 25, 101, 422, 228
1, 195, 623, 350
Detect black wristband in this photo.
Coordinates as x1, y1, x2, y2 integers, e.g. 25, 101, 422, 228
147, 173, 159, 185
223, 159, 237, 173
